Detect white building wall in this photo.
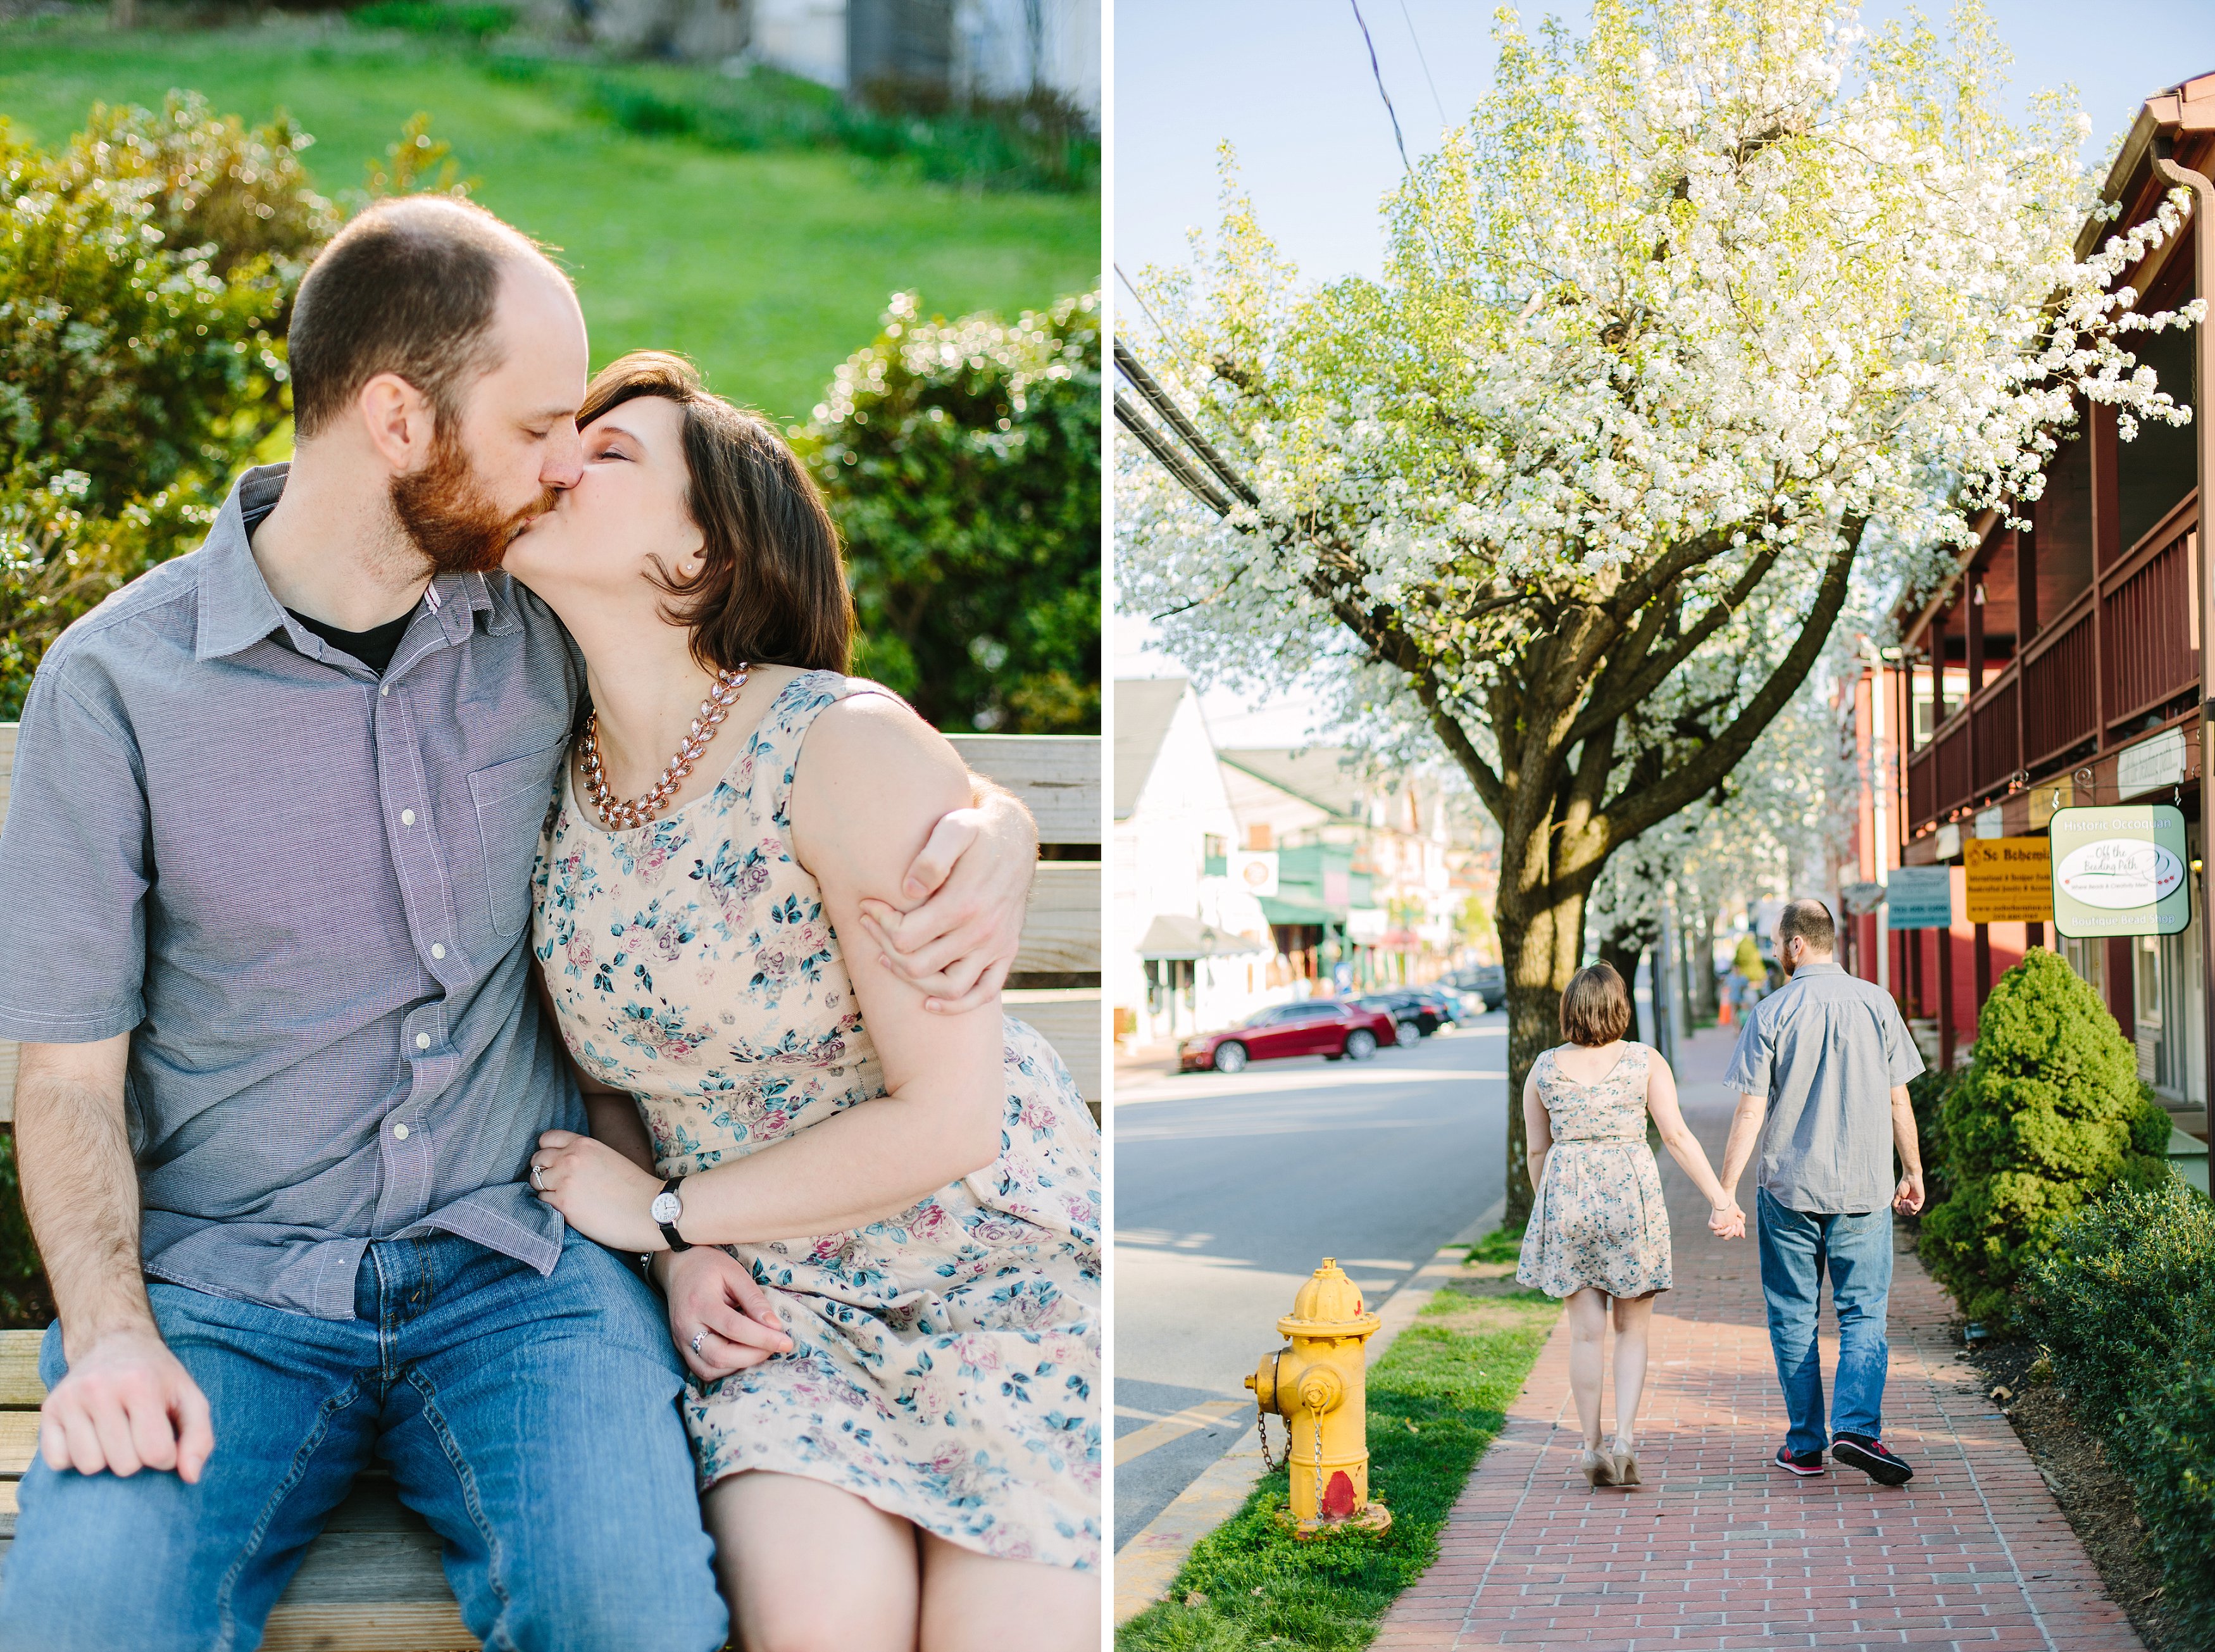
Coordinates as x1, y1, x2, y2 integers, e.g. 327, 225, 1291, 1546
751, 0, 849, 85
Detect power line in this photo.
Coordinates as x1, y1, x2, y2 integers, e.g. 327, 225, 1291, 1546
1395, 0, 1448, 127
1348, 0, 1413, 175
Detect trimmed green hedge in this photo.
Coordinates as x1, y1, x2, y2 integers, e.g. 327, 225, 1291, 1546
1919, 949, 2171, 1328
2030, 1182, 2215, 1646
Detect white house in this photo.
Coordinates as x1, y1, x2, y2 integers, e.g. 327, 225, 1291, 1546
1113, 679, 1273, 1048
751, 0, 1100, 115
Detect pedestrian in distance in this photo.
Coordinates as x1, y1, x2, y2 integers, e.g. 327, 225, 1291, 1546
1516, 961, 1746, 1489
1718, 898, 1927, 1486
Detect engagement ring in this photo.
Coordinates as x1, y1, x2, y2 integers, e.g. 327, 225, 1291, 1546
690, 1330, 708, 1356
530, 1161, 546, 1192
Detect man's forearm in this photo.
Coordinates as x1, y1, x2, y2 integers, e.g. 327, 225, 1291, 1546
1718, 1096, 1766, 1199
1891, 1087, 1923, 1179
16, 1056, 153, 1352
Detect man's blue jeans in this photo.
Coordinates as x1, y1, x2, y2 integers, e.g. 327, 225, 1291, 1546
0, 1230, 726, 1652
1756, 1187, 1892, 1456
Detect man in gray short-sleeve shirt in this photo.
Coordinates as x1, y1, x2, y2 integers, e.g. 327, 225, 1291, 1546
1719, 898, 1926, 1487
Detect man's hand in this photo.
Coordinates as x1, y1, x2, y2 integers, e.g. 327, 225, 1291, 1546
1894, 1172, 1925, 1216
659, 1248, 794, 1383
39, 1324, 213, 1482
1707, 1202, 1747, 1240
856, 784, 1035, 1015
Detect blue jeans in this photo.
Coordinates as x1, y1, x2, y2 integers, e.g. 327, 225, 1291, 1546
0, 1230, 725, 1652
1756, 1187, 1892, 1456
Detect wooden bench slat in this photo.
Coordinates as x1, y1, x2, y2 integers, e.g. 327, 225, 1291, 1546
945, 735, 1102, 845
0, 1332, 38, 1409
0, 1412, 36, 1477
1014, 861, 1101, 976
262, 1600, 476, 1652
1004, 989, 1101, 1104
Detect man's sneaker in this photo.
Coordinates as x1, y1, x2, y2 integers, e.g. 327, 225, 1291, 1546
1773, 1445, 1825, 1476
1832, 1434, 1914, 1486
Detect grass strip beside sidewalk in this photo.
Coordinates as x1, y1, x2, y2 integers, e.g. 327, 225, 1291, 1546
1117, 1265, 1559, 1652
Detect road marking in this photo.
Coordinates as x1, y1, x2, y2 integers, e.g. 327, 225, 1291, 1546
1117, 1066, 1510, 1106
1113, 1398, 1251, 1467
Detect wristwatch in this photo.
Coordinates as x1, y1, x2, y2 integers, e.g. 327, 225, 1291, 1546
650, 1177, 692, 1253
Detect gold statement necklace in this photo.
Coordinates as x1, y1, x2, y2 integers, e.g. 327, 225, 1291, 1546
580, 664, 751, 830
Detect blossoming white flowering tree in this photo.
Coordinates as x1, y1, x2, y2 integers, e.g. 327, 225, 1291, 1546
1116, 0, 2202, 1221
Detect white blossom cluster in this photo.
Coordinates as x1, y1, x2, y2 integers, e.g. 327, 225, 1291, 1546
1116, 0, 2200, 812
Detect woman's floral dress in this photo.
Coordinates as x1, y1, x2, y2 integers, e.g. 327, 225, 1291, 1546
1516, 1042, 1672, 1299
532, 671, 1102, 1570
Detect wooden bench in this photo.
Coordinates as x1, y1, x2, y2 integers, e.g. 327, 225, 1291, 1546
0, 723, 1099, 1649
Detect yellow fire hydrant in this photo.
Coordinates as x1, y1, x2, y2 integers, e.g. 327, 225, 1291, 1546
1245, 1257, 1390, 1535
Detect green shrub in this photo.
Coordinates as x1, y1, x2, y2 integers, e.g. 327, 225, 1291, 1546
1919, 948, 2173, 1329
351, 1, 518, 42
1904, 1068, 1954, 1206
801, 289, 1100, 735
2029, 1182, 2215, 1645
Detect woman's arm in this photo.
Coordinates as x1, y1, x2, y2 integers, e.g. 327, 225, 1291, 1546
1644, 1054, 1745, 1236
1523, 1069, 1552, 1194
532, 693, 1006, 1251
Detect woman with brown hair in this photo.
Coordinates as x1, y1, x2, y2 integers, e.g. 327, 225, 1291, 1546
506, 353, 1099, 1648
1516, 961, 1743, 1489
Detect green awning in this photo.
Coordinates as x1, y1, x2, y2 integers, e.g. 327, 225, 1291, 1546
1260, 897, 1338, 927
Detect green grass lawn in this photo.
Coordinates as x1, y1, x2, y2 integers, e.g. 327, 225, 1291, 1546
1118, 1258, 1560, 1652
0, 15, 1099, 425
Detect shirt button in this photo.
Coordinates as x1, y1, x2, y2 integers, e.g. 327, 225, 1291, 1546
415, 1032, 432, 1050
401, 809, 416, 826
431, 944, 446, 960
392, 1123, 410, 1141
380, 683, 390, 697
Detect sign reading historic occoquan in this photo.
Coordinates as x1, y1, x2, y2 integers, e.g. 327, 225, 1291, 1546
1962, 837, 2052, 924
2049, 803, 2192, 939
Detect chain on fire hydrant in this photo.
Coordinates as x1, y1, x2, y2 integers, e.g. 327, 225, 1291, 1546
1245, 1257, 1392, 1536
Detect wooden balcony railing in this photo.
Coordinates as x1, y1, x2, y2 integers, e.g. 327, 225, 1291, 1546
2101, 510, 2199, 730
1903, 488, 2199, 836
2022, 593, 2097, 771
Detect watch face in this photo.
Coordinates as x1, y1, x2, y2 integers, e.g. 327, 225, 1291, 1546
651, 1191, 682, 1225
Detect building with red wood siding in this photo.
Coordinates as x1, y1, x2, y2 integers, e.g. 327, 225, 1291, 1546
1835, 74, 2214, 1149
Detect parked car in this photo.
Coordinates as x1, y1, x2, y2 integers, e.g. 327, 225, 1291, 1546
1178, 999, 1403, 1074
1354, 992, 1430, 1047
1461, 965, 1506, 1010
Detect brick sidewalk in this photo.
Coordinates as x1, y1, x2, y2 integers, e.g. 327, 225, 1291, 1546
1375, 1027, 2142, 1652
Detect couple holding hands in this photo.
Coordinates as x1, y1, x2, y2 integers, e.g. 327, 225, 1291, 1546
1516, 899, 1928, 1491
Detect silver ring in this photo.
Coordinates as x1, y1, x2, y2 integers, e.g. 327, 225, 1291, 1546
530, 1161, 546, 1192
690, 1330, 708, 1355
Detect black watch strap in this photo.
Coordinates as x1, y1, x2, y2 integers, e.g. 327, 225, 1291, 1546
656, 1176, 692, 1253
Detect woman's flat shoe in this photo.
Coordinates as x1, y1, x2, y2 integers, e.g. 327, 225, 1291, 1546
1610, 1441, 1641, 1487
1579, 1446, 1618, 1488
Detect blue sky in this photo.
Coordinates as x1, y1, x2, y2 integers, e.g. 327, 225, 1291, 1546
1113, 0, 2215, 742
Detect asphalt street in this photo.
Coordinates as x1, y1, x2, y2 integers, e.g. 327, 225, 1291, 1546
1111, 1010, 1509, 1550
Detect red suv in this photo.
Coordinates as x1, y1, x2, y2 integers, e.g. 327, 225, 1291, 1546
1178, 999, 1402, 1074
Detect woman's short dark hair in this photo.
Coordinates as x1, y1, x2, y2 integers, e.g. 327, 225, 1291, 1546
1560, 963, 1632, 1047
578, 351, 852, 675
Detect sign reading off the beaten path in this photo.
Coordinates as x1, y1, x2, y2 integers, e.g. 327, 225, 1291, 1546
1963, 837, 2053, 924
2049, 803, 2192, 938
1885, 865, 1954, 930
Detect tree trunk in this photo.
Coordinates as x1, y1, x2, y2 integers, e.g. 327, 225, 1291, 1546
1497, 880, 1590, 1230
1691, 901, 1719, 1023
1599, 937, 1645, 1046
109, 0, 137, 28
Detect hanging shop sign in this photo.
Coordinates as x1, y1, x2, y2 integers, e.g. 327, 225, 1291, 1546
1963, 837, 2053, 924
2116, 727, 2190, 799
2049, 803, 2192, 938
1885, 865, 1954, 930
1933, 823, 1961, 861
1974, 806, 2005, 839
1228, 849, 1280, 898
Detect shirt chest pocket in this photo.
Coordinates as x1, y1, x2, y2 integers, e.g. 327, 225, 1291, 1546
468, 744, 566, 937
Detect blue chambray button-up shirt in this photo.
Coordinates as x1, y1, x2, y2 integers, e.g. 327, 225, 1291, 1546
0, 464, 587, 1318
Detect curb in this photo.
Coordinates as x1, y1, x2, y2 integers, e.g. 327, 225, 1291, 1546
1111, 1198, 1511, 1626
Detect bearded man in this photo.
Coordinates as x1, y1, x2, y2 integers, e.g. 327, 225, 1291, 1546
0, 196, 1036, 1651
